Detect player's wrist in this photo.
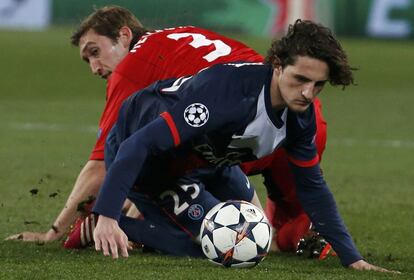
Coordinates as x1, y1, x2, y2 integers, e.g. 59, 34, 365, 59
51, 224, 59, 234
98, 214, 118, 225
46, 224, 63, 240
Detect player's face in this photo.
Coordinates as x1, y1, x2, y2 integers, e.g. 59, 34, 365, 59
273, 56, 329, 113
79, 29, 129, 80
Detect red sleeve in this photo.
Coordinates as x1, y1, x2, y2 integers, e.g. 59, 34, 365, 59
89, 73, 140, 160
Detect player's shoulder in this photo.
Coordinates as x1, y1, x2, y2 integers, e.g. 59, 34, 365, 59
122, 80, 168, 108
204, 61, 266, 73
130, 26, 205, 49
180, 63, 269, 110
196, 62, 269, 85
119, 82, 170, 129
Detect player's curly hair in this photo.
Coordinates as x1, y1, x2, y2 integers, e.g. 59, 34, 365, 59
265, 19, 355, 87
71, 6, 149, 50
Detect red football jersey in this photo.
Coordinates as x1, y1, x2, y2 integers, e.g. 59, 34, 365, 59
90, 26, 263, 160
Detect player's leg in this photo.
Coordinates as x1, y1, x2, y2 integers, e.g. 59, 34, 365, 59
150, 173, 222, 239
220, 157, 336, 254
206, 166, 259, 209
120, 192, 204, 257
264, 154, 333, 258
120, 215, 203, 257
262, 159, 312, 252
149, 166, 257, 242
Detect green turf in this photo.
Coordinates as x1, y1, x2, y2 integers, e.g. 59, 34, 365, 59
0, 28, 413, 279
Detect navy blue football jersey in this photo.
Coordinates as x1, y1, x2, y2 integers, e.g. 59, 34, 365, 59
105, 63, 318, 171
96, 63, 361, 266
103, 63, 318, 199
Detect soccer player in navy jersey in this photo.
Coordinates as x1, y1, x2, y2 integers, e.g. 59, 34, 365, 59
7, 6, 328, 257
92, 19, 395, 272
6, 6, 263, 245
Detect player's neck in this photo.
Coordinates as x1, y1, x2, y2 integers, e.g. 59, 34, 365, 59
269, 71, 286, 111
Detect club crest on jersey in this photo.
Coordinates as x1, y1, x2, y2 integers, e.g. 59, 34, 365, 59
188, 204, 204, 220
184, 103, 209, 127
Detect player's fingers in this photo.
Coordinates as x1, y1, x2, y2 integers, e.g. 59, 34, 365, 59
120, 236, 129, 258
94, 236, 102, 251
109, 239, 119, 259
376, 267, 390, 273
127, 241, 134, 251
372, 265, 401, 274
5, 233, 24, 241
101, 239, 110, 257
5, 232, 39, 241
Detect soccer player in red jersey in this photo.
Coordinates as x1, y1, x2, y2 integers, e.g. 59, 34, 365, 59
7, 6, 328, 258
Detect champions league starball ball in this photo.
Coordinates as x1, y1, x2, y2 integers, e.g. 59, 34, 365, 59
200, 200, 272, 268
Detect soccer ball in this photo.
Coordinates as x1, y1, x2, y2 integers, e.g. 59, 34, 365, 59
200, 200, 272, 268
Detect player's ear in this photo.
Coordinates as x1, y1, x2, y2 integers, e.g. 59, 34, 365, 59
118, 26, 133, 48
274, 65, 282, 76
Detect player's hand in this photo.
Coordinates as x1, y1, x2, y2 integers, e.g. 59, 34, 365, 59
93, 215, 131, 259
349, 260, 401, 274
5, 229, 60, 243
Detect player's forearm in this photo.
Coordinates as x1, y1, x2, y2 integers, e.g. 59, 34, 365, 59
93, 139, 148, 221
93, 117, 174, 220
51, 160, 106, 238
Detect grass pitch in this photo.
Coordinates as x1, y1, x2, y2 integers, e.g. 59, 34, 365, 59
0, 28, 413, 279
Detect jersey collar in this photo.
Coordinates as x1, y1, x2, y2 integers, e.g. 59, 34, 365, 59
264, 66, 286, 129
